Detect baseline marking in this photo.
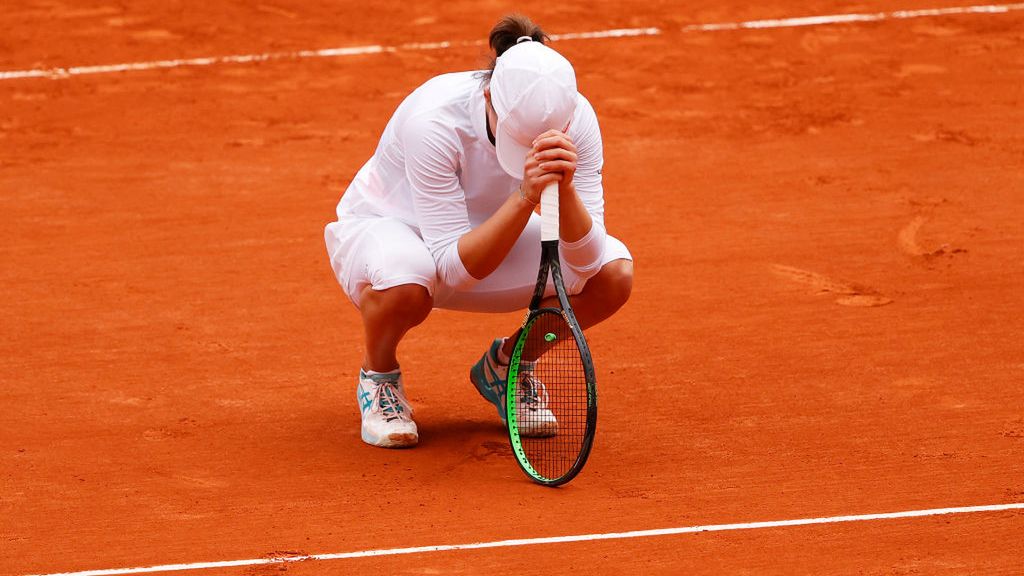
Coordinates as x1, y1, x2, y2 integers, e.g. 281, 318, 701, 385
0, 28, 659, 81
683, 2, 1024, 31
27, 502, 1024, 576
1, 3, 1023, 81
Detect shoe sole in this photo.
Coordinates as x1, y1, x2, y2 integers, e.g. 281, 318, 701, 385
362, 429, 418, 448
519, 419, 559, 438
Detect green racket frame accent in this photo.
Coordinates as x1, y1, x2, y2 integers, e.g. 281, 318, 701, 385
506, 312, 543, 481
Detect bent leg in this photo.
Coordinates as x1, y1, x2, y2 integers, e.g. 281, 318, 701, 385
324, 217, 438, 372
499, 257, 634, 358
562, 257, 634, 329
359, 284, 433, 372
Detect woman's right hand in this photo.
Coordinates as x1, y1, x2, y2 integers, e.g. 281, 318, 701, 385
521, 129, 577, 204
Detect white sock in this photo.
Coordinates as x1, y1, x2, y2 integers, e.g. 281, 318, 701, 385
494, 338, 510, 366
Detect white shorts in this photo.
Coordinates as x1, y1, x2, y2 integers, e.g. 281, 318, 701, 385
324, 214, 632, 313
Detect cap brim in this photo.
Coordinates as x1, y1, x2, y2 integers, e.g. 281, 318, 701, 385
495, 120, 532, 179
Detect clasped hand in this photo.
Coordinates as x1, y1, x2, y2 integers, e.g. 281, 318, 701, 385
521, 129, 577, 204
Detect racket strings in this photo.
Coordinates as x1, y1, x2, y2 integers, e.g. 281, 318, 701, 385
517, 310, 589, 480
518, 372, 549, 408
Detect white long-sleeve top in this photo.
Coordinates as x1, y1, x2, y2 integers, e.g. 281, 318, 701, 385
335, 71, 607, 290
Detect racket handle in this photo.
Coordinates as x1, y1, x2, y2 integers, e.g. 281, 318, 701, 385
540, 182, 559, 242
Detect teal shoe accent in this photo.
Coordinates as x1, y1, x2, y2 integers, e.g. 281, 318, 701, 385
358, 387, 372, 412
469, 338, 509, 423
357, 369, 404, 416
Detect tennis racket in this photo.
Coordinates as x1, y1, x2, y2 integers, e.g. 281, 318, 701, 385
507, 182, 597, 486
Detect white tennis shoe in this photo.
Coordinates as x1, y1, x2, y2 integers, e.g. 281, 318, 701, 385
357, 370, 418, 448
516, 371, 559, 438
470, 338, 558, 437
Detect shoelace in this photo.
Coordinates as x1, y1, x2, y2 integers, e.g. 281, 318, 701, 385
371, 380, 413, 422
518, 372, 549, 411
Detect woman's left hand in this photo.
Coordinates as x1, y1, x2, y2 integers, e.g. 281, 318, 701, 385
531, 129, 578, 195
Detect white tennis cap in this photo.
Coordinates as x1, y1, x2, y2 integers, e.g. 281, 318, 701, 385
490, 39, 578, 179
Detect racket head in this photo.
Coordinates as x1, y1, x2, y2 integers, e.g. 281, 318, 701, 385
507, 307, 597, 486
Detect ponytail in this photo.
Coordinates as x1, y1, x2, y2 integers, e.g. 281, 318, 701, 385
480, 14, 548, 81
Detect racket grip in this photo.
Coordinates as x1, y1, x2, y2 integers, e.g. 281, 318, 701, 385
540, 182, 559, 242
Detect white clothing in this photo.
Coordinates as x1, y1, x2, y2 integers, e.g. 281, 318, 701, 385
325, 71, 630, 311
324, 213, 631, 311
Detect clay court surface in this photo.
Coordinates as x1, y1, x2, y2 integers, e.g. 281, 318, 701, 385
3, 0, 1024, 574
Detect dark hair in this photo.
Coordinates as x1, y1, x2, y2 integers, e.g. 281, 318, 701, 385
479, 14, 548, 81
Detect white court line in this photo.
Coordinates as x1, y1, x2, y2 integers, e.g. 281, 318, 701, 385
683, 2, 1024, 30
0, 28, 659, 81
2, 3, 1024, 81
26, 503, 1024, 576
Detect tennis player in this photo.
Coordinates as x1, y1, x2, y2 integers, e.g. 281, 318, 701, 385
324, 15, 633, 448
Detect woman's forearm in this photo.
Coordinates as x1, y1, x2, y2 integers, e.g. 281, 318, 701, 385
457, 189, 537, 280
558, 182, 592, 243
458, 182, 593, 280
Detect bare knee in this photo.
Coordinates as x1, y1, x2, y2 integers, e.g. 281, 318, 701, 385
361, 283, 433, 326
594, 259, 633, 311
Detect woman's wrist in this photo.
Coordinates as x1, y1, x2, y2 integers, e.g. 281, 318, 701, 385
558, 181, 577, 198
517, 184, 539, 208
